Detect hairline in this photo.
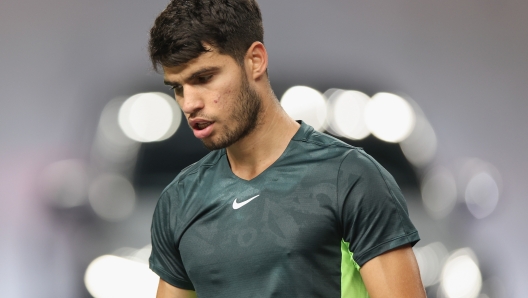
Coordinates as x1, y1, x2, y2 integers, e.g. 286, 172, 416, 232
154, 42, 249, 73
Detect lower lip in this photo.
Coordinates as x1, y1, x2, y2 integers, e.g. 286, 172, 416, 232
193, 123, 214, 139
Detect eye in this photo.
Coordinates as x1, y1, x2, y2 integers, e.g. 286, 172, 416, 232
169, 85, 183, 97
197, 74, 213, 84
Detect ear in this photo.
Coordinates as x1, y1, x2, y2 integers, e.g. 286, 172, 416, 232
245, 42, 268, 81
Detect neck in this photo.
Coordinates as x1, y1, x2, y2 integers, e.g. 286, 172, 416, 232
226, 91, 300, 181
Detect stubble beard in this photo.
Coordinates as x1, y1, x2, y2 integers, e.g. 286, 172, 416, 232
201, 74, 262, 150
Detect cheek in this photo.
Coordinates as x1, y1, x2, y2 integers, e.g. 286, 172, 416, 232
211, 95, 228, 115
214, 94, 221, 104
210, 84, 238, 111
215, 88, 233, 105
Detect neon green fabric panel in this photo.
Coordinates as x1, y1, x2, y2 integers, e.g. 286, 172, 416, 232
341, 240, 369, 298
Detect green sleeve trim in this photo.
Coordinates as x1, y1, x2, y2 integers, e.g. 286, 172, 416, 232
341, 240, 369, 298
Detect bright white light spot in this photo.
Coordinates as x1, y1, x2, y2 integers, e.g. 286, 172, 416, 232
100, 97, 135, 147
327, 90, 370, 140
441, 249, 482, 298
322, 89, 343, 136
421, 167, 457, 219
465, 172, 499, 219
119, 92, 181, 142
85, 255, 158, 298
39, 159, 88, 208
323, 88, 342, 100
95, 97, 141, 172
414, 242, 449, 287
88, 174, 136, 222
400, 114, 437, 167
280, 86, 327, 131
364, 92, 415, 143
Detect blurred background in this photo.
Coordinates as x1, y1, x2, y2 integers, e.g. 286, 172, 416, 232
1, 0, 527, 297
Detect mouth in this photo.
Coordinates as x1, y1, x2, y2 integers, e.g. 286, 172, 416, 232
193, 121, 213, 130
189, 119, 215, 139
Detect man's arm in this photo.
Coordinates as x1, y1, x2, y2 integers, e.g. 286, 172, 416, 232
360, 244, 426, 298
156, 278, 197, 298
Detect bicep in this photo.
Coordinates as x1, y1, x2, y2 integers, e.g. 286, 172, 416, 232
156, 278, 197, 298
360, 244, 426, 298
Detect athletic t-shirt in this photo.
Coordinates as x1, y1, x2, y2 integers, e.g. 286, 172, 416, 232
149, 121, 420, 297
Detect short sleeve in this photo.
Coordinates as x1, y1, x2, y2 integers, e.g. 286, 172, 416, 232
338, 149, 420, 267
149, 190, 195, 290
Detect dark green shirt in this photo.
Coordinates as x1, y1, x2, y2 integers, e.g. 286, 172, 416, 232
149, 121, 420, 297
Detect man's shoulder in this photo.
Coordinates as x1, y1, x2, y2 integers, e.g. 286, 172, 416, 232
292, 122, 355, 151
293, 123, 391, 177
162, 149, 225, 192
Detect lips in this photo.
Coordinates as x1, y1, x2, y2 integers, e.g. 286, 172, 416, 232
194, 122, 212, 130
189, 119, 215, 139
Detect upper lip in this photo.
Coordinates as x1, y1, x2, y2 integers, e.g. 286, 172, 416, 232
189, 118, 214, 129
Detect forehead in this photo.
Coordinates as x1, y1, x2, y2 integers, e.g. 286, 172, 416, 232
162, 49, 238, 81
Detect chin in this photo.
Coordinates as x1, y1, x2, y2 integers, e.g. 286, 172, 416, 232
201, 137, 225, 151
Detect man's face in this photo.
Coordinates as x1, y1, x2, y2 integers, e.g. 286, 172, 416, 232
163, 48, 261, 150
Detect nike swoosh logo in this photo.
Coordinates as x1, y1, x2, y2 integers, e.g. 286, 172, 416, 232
232, 195, 260, 210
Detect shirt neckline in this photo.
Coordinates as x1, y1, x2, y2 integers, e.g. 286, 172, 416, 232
221, 120, 309, 183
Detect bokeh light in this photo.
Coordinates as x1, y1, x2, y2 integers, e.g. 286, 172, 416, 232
84, 254, 158, 298
421, 167, 458, 219
280, 86, 327, 131
322, 88, 342, 101
456, 158, 502, 219
364, 92, 416, 143
465, 172, 500, 219
322, 88, 343, 136
414, 242, 449, 287
400, 113, 437, 167
39, 159, 88, 208
113, 244, 152, 263
131, 244, 152, 263
441, 248, 482, 298
94, 97, 141, 176
119, 92, 182, 142
326, 90, 370, 140
88, 174, 136, 222
99, 97, 137, 148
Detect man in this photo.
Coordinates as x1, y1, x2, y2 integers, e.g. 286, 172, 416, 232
148, 0, 426, 297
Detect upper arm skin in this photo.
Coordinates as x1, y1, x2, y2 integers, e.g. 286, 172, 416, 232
156, 278, 197, 298
360, 244, 426, 298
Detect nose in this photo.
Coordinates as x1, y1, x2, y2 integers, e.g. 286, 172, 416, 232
178, 86, 204, 115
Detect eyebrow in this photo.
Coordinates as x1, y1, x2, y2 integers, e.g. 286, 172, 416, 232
164, 66, 220, 86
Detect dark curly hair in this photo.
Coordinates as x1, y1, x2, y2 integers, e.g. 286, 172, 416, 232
149, 0, 264, 71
